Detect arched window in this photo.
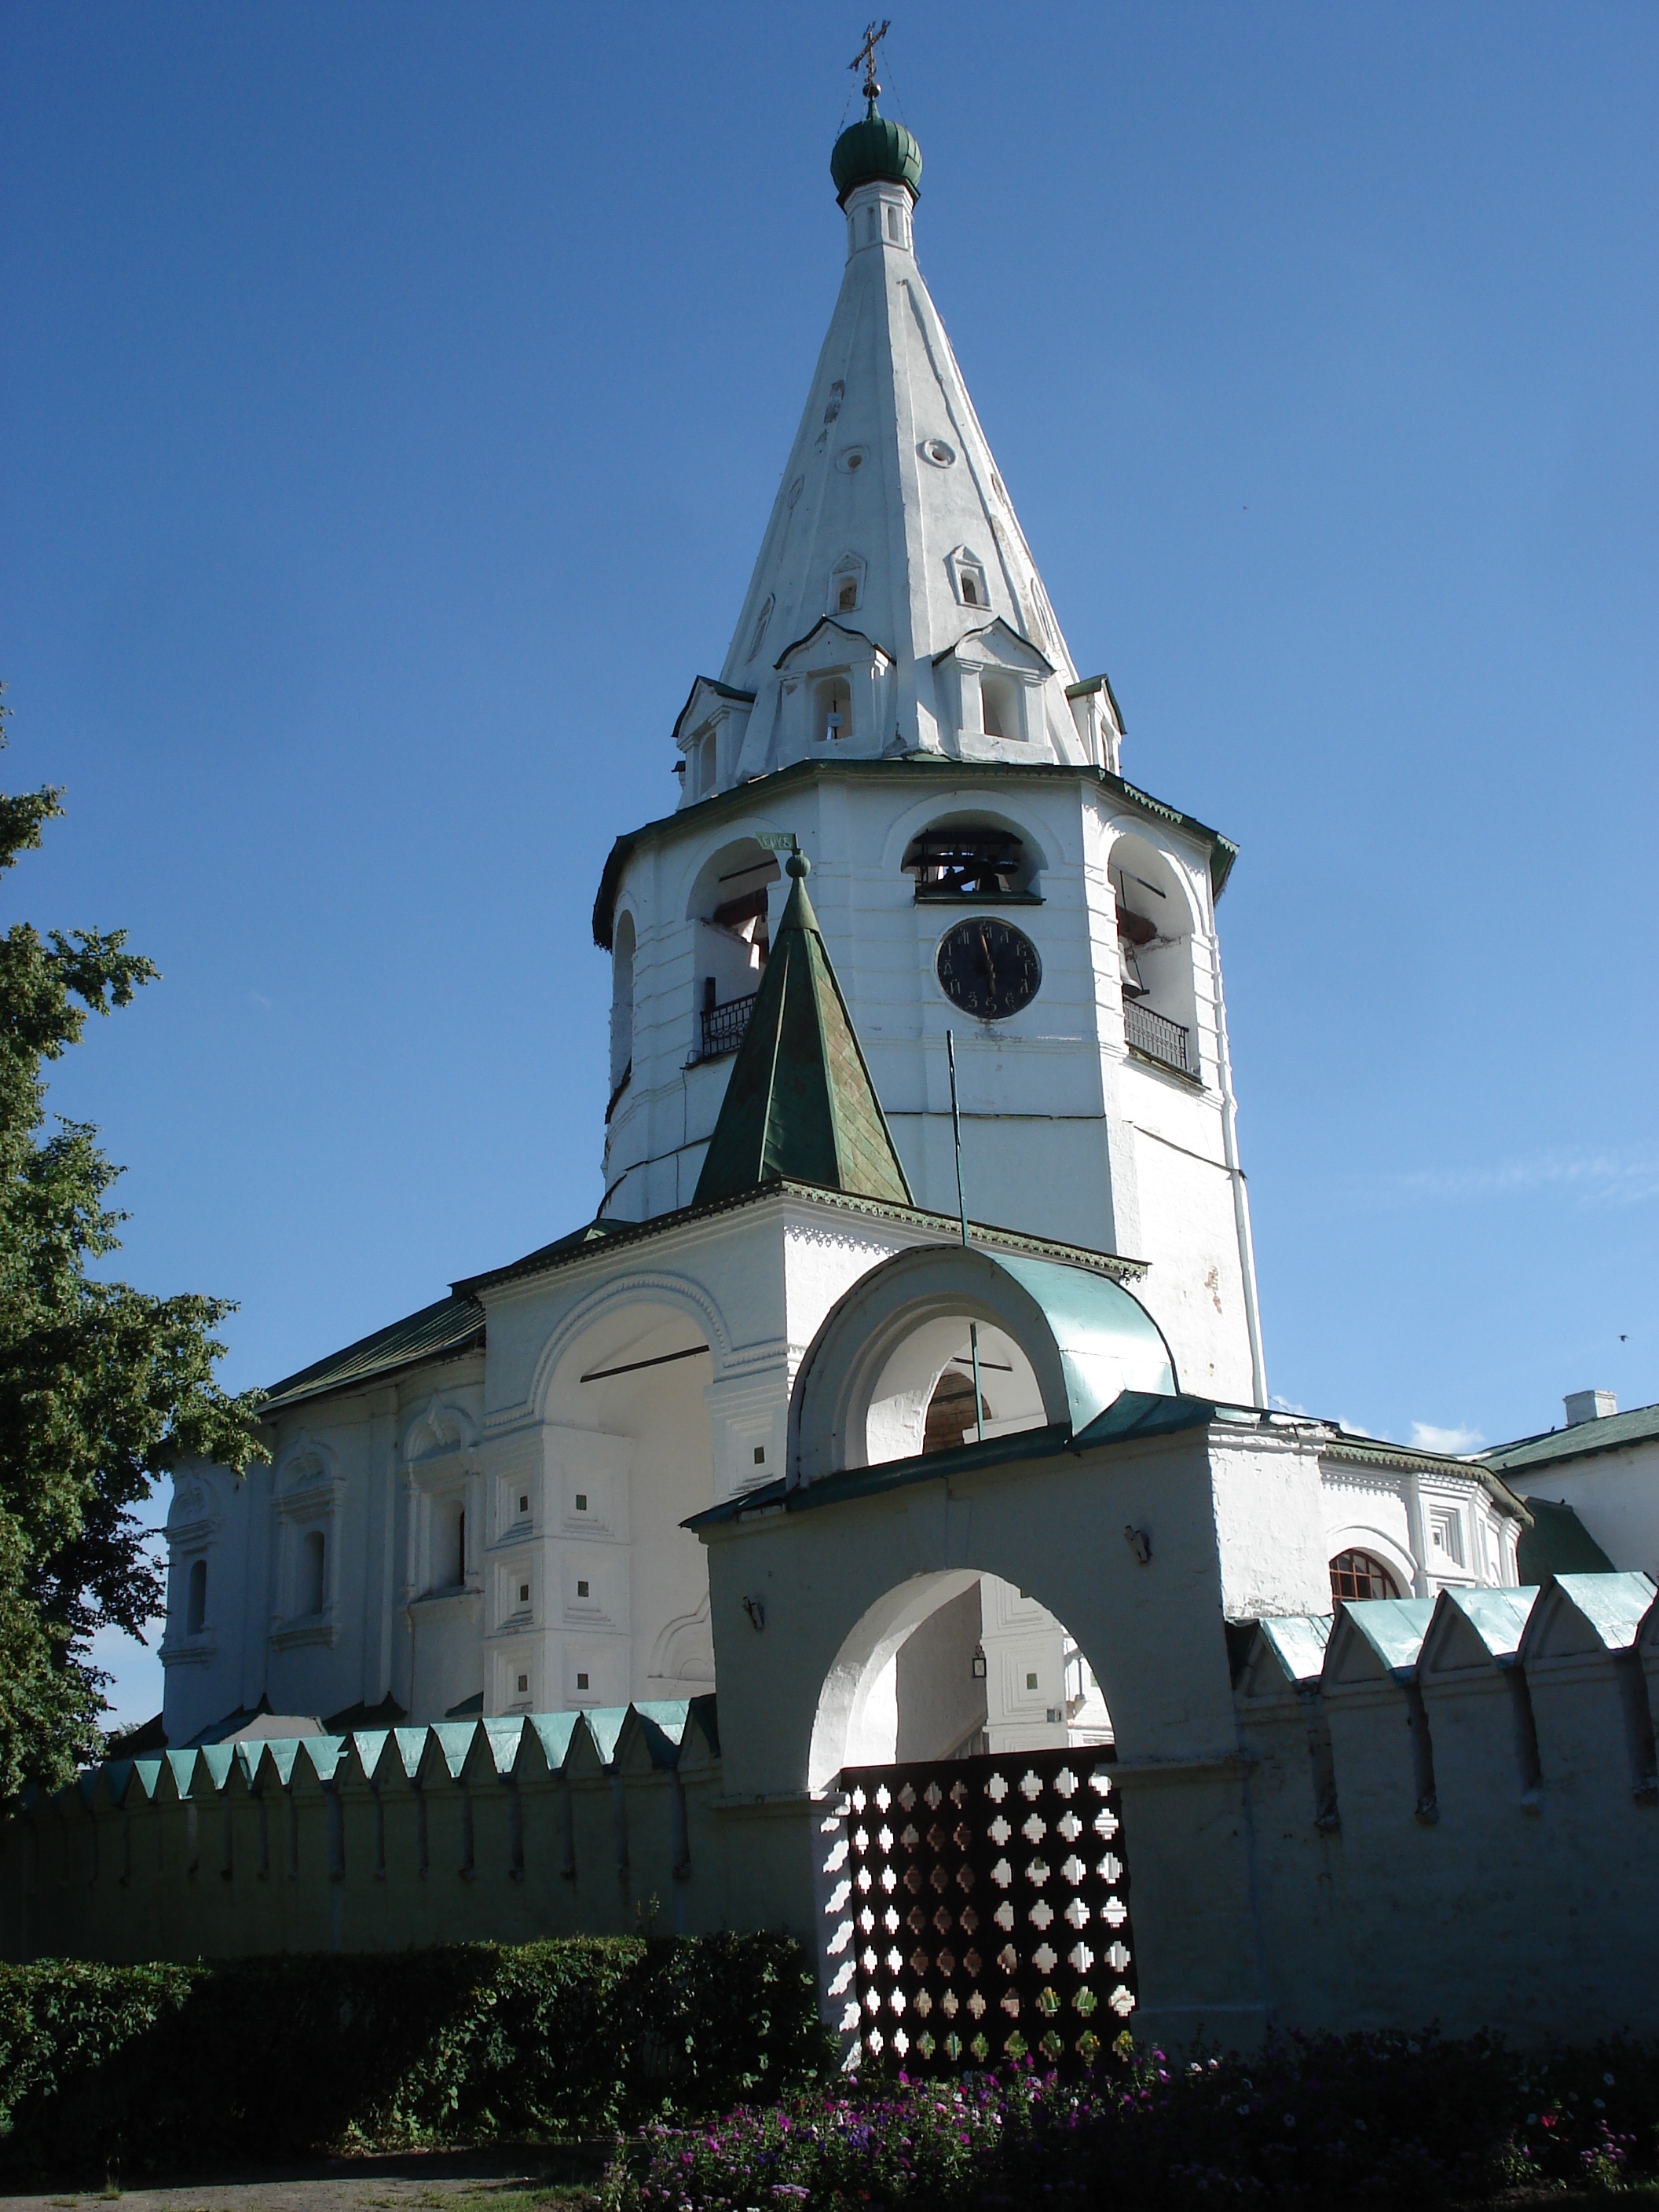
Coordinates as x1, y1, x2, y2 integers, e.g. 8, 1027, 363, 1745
185, 1557, 207, 1635
609, 912, 635, 1106
1329, 1549, 1401, 1605
298, 1529, 326, 1616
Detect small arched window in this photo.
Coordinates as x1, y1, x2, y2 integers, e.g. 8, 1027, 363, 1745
1329, 1550, 1401, 1605
610, 912, 635, 1103
185, 1558, 207, 1635
947, 546, 991, 610
299, 1529, 326, 1616
827, 552, 866, 617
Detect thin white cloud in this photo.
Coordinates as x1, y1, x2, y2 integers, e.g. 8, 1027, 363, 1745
1269, 1393, 1309, 1416
248, 990, 273, 1011
1410, 1419, 1485, 1456
1380, 1147, 1659, 1210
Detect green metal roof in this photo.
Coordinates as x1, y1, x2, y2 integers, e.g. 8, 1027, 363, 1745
1481, 1400, 1659, 1476
693, 852, 913, 1207
1543, 1569, 1655, 1650
1254, 1614, 1335, 1688
1430, 1584, 1540, 1661
591, 756, 1240, 953
1332, 1596, 1439, 1680
687, 1391, 1225, 1531
1064, 672, 1127, 732
831, 101, 922, 206
263, 1292, 484, 1413
1518, 1499, 1615, 1584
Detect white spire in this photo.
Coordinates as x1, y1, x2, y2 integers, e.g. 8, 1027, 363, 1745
672, 136, 1122, 803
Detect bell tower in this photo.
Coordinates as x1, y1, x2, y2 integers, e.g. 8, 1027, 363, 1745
592, 83, 1268, 1409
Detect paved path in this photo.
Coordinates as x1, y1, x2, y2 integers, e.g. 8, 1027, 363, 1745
1, 2145, 604, 2212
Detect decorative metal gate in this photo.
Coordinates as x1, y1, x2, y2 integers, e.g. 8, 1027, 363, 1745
837, 1745, 1135, 2069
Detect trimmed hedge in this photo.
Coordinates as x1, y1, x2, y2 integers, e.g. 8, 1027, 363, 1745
0, 1935, 832, 2180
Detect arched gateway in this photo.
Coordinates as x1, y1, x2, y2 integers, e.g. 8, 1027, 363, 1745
689, 1237, 1337, 2059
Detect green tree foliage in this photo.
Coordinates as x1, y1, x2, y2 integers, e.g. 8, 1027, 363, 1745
0, 688, 265, 1793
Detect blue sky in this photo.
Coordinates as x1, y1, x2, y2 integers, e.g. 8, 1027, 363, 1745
3, 3, 1655, 1728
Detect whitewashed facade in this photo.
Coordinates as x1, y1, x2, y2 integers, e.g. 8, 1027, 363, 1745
159, 96, 1530, 1755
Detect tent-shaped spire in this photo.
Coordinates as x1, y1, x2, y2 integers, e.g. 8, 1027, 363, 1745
694, 851, 913, 1209
669, 97, 1126, 798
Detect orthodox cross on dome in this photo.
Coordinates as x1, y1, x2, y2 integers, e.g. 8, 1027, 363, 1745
849, 19, 891, 104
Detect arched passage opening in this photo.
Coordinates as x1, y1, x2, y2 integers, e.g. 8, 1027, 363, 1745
815, 1568, 1133, 2068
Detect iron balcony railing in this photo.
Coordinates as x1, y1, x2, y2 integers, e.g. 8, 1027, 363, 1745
1124, 997, 1192, 1077
699, 991, 757, 1062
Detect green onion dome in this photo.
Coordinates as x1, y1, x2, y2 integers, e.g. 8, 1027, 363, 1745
830, 101, 922, 207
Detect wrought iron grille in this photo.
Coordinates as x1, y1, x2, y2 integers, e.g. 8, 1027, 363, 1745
1124, 998, 1192, 1076
699, 991, 757, 1062
837, 1747, 1135, 2070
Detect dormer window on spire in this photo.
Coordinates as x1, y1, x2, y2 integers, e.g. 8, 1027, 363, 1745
829, 552, 866, 617
948, 546, 991, 610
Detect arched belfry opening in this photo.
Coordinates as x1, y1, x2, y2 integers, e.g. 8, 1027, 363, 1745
1110, 832, 1202, 1082
685, 838, 782, 1065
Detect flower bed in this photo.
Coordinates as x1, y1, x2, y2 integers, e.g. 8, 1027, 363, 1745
621, 2030, 1659, 2207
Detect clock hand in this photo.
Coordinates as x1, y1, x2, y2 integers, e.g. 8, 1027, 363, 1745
977, 924, 997, 993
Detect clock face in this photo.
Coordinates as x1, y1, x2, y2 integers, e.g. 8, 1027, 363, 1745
935, 917, 1042, 1021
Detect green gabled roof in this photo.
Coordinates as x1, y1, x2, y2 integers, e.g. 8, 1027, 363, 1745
1481, 1400, 1659, 1475
1518, 1498, 1616, 1584
262, 1292, 485, 1413
693, 853, 913, 1210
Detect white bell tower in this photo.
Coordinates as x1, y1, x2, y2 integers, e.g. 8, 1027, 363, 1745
593, 90, 1268, 1409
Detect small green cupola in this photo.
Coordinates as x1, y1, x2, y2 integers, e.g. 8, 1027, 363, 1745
831, 99, 922, 207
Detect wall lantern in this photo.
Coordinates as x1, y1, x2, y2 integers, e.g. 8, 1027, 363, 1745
971, 1643, 987, 1679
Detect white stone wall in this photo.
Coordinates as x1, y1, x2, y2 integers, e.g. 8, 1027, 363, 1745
1505, 1435, 1659, 1580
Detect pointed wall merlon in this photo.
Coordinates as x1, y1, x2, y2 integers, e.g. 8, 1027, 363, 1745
1233, 1575, 1659, 1844
0, 1701, 726, 1965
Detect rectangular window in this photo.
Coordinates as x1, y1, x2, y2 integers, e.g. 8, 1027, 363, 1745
577, 1671, 589, 1691
516, 1672, 529, 1695
575, 1492, 588, 1512
518, 1581, 530, 1605
577, 1579, 590, 1598
753, 1445, 766, 1465
1026, 1671, 1039, 1690
518, 1492, 529, 1515
1429, 1506, 1465, 1567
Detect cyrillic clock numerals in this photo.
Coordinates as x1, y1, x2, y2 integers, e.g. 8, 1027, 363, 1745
935, 918, 1042, 1020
